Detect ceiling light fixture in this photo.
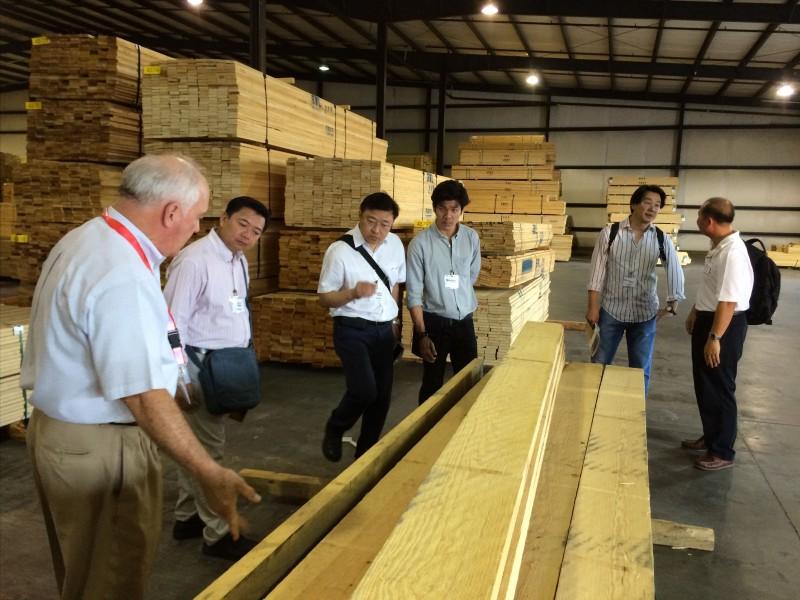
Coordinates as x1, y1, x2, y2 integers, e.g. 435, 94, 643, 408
525, 73, 540, 86
186, 0, 203, 7
481, 2, 499, 16
319, 64, 330, 72
776, 83, 795, 98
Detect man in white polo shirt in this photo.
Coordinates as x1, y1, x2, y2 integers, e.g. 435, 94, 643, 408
683, 197, 753, 471
317, 192, 405, 462
164, 195, 269, 560
21, 155, 260, 599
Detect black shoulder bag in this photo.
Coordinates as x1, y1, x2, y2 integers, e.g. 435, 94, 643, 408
185, 258, 261, 415
339, 234, 404, 362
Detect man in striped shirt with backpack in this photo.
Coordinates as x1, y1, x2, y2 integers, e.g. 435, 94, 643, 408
587, 184, 686, 393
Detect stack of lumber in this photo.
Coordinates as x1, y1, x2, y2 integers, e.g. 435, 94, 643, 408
456, 135, 565, 216
0, 305, 31, 427
20, 35, 168, 288
0, 152, 20, 183
466, 212, 570, 235
606, 175, 683, 249
551, 233, 574, 261
200, 325, 653, 600
284, 157, 443, 229
476, 248, 555, 288
769, 242, 800, 268
27, 100, 141, 164
267, 76, 335, 157
335, 106, 387, 161
386, 152, 433, 172
0, 157, 16, 276
249, 292, 338, 367
29, 34, 169, 104
469, 221, 553, 255
12, 161, 122, 285
278, 229, 343, 291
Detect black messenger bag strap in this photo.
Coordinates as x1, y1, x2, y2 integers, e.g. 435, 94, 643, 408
339, 234, 393, 293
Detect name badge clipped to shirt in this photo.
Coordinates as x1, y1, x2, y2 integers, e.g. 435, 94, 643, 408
229, 294, 246, 314
444, 273, 460, 290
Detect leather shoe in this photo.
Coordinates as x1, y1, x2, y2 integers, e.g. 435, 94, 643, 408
681, 436, 707, 451
202, 533, 257, 561
694, 455, 734, 471
172, 514, 204, 540
322, 426, 342, 462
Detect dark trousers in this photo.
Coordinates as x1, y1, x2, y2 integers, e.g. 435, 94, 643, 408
418, 312, 478, 404
328, 318, 395, 457
691, 311, 748, 461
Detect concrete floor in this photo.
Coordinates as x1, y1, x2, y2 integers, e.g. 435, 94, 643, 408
1, 258, 798, 599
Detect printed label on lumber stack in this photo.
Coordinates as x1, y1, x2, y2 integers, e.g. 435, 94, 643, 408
250, 292, 338, 367
27, 100, 141, 164
0, 305, 31, 427
143, 59, 267, 143
29, 34, 171, 105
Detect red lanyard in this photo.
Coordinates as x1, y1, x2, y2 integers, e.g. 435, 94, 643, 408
102, 210, 186, 367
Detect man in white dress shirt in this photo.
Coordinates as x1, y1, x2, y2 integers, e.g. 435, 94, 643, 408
317, 192, 406, 462
164, 195, 269, 560
21, 155, 260, 600
683, 197, 754, 471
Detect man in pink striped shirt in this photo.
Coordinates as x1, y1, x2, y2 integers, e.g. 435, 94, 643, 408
163, 196, 269, 560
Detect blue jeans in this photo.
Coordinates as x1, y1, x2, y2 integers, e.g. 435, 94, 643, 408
591, 307, 657, 393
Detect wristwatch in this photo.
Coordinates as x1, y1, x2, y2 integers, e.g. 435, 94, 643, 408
708, 332, 722, 341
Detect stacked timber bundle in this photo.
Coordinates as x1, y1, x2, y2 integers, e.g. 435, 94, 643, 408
284, 157, 441, 229
606, 175, 687, 264
469, 221, 553, 255
19, 35, 170, 291
0, 154, 18, 278
769, 242, 800, 268
278, 230, 343, 291
387, 153, 433, 172
455, 135, 572, 261
12, 161, 122, 285
249, 292, 338, 367
0, 305, 31, 427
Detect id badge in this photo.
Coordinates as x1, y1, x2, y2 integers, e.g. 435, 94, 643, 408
444, 273, 460, 289
229, 295, 246, 314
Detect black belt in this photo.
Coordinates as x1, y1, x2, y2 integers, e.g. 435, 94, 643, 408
108, 422, 138, 426
424, 312, 473, 328
334, 316, 393, 329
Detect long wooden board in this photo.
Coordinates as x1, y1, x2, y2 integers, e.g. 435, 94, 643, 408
196, 359, 484, 600
554, 365, 654, 599
351, 323, 564, 599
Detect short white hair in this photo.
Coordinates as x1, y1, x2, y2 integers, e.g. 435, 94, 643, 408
120, 154, 207, 209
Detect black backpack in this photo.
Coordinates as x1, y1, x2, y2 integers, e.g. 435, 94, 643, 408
608, 221, 667, 265
744, 238, 780, 325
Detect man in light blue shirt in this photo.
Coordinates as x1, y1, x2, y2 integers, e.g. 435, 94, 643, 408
407, 180, 481, 404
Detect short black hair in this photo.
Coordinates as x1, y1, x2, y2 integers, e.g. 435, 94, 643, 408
630, 185, 666, 210
699, 197, 735, 224
432, 180, 470, 209
225, 196, 270, 224
360, 192, 399, 218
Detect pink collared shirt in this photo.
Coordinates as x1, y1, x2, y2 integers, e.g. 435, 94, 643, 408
164, 229, 251, 350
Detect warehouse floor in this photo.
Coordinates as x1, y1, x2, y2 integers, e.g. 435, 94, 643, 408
1, 258, 798, 600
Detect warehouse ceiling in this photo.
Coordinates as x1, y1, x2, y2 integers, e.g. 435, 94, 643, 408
1, 0, 800, 109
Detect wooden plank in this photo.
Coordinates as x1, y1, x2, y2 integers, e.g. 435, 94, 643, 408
267, 373, 493, 599
351, 323, 564, 600
555, 365, 654, 600
547, 320, 587, 332
469, 222, 553, 255
196, 359, 483, 600
452, 165, 555, 181
516, 363, 603, 599
651, 519, 715, 552
239, 469, 327, 504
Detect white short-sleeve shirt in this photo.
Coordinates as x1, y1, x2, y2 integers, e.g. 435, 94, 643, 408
20, 209, 179, 424
695, 231, 754, 312
317, 226, 406, 321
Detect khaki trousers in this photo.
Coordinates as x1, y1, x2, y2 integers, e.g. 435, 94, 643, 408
174, 354, 229, 544
27, 410, 162, 600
